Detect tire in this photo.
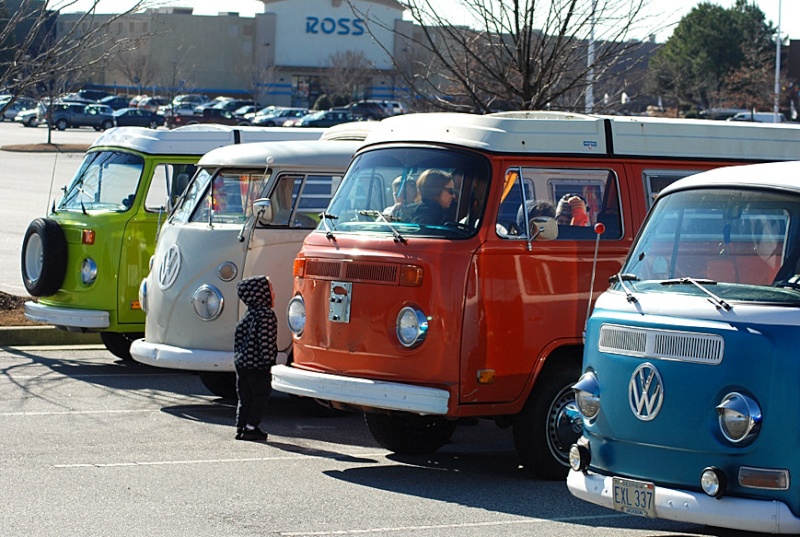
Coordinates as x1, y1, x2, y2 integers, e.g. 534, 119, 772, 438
364, 412, 457, 454
148, 120, 159, 129
56, 118, 68, 131
198, 371, 237, 399
101, 120, 113, 130
21, 218, 67, 297
100, 332, 143, 361
512, 364, 582, 480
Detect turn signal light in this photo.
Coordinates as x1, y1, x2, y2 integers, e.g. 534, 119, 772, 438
82, 230, 96, 245
399, 264, 423, 287
293, 258, 306, 278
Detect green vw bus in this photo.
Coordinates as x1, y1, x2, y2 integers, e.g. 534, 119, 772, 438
21, 125, 325, 359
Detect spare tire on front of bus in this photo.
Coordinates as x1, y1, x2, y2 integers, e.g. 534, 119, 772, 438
21, 218, 67, 297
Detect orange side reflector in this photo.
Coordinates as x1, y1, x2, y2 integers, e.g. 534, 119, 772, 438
477, 369, 496, 384
82, 230, 96, 245
130, 301, 141, 310
293, 258, 306, 278
398, 264, 423, 287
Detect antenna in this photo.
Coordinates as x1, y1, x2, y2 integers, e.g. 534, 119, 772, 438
584, 222, 606, 337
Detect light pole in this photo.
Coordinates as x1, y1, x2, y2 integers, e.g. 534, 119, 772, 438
585, 0, 597, 113
774, 0, 782, 122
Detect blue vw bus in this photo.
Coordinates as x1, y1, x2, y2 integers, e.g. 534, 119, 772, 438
567, 160, 800, 533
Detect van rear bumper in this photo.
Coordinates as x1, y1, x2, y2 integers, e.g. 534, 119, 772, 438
130, 338, 233, 371
567, 469, 800, 534
25, 301, 109, 329
271, 364, 450, 415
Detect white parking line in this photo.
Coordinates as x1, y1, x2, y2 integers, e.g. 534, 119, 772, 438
54, 451, 387, 468
278, 514, 628, 535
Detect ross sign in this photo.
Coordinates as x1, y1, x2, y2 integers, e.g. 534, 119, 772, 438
305, 17, 365, 36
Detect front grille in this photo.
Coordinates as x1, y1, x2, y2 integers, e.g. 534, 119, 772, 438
599, 324, 724, 365
304, 259, 399, 285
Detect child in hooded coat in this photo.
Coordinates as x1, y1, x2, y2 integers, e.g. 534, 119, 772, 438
233, 275, 278, 441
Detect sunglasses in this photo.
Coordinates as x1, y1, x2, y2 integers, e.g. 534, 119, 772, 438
443, 187, 457, 195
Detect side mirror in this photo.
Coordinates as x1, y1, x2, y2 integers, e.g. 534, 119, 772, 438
253, 198, 274, 225
530, 216, 558, 241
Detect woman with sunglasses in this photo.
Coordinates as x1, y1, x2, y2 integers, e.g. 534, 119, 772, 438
410, 169, 457, 225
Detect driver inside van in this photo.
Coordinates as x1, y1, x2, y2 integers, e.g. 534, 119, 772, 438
410, 169, 457, 226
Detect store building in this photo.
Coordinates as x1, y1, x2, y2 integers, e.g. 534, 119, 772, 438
57, 0, 412, 107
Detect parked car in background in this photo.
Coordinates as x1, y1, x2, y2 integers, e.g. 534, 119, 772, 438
15, 103, 43, 127
173, 93, 209, 107
288, 109, 359, 128
343, 101, 388, 120
74, 89, 113, 102
1, 97, 36, 121
162, 102, 198, 128
113, 107, 162, 129
194, 96, 233, 114
251, 107, 308, 126
727, 111, 787, 123
232, 105, 256, 119
100, 95, 134, 110
44, 102, 116, 131
137, 96, 168, 113
171, 107, 249, 127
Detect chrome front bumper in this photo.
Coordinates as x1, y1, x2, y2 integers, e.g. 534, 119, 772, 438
567, 469, 800, 534
25, 301, 109, 329
271, 364, 450, 415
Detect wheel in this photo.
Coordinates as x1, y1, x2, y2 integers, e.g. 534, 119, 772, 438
512, 364, 582, 480
148, 120, 159, 129
26, 117, 38, 127
101, 120, 113, 130
198, 371, 237, 399
56, 118, 68, 131
21, 218, 67, 297
364, 412, 457, 454
100, 332, 143, 361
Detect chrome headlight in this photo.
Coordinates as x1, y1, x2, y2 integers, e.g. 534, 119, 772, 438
287, 295, 306, 336
191, 285, 224, 321
717, 392, 761, 445
573, 371, 600, 421
80, 258, 97, 285
396, 306, 428, 348
139, 279, 148, 314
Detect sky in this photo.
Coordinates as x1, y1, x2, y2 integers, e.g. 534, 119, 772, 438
67, 0, 799, 43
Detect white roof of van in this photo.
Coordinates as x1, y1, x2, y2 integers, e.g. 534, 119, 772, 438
362, 111, 800, 162
89, 125, 327, 155
660, 160, 800, 195
196, 139, 362, 169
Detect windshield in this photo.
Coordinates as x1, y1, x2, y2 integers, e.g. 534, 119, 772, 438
621, 187, 800, 304
323, 147, 491, 238
58, 150, 144, 212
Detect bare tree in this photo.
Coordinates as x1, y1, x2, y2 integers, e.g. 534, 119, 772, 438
352, 0, 660, 113
323, 50, 374, 104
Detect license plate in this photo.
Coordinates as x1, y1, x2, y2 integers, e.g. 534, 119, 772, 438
612, 477, 656, 518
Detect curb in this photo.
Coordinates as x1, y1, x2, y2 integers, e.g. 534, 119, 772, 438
0, 326, 102, 347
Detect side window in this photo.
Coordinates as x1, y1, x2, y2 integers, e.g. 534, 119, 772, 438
268, 173, 341, 229
145, 163, 199, 212
643, 170, 704, 209
496, 167, 622, 240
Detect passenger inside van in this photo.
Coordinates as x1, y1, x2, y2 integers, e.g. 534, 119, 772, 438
383, 175, 419, 220
410, 169, 458, 225
555, 194, 591, 226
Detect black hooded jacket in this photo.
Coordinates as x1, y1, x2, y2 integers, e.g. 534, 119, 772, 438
234, 275, 278, 371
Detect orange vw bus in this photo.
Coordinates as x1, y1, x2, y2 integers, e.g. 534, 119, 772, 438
271, 111, 800, 479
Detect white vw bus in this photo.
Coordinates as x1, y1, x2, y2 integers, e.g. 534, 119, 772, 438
131, 131, 367, 398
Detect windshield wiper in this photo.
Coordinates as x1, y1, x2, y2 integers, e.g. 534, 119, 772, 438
358, 210, 406, 244
609, 272, 638, 303
319, 212, 338, 241
661, 277, 731, 311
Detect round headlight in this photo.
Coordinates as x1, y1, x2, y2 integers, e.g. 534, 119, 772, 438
573, 371, 600, 420
217, 261, 237, 282
717, 392, 761, 444
287, 295, 306, 336
192, 285, 224, 321
139, 279, 148, 314
396, 306, 428, 348
80, 258, 98, 285
569, 443, 591, 472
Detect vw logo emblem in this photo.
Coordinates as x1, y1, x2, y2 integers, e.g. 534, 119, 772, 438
629, 362, 664, 421
157, 245, 181, 290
